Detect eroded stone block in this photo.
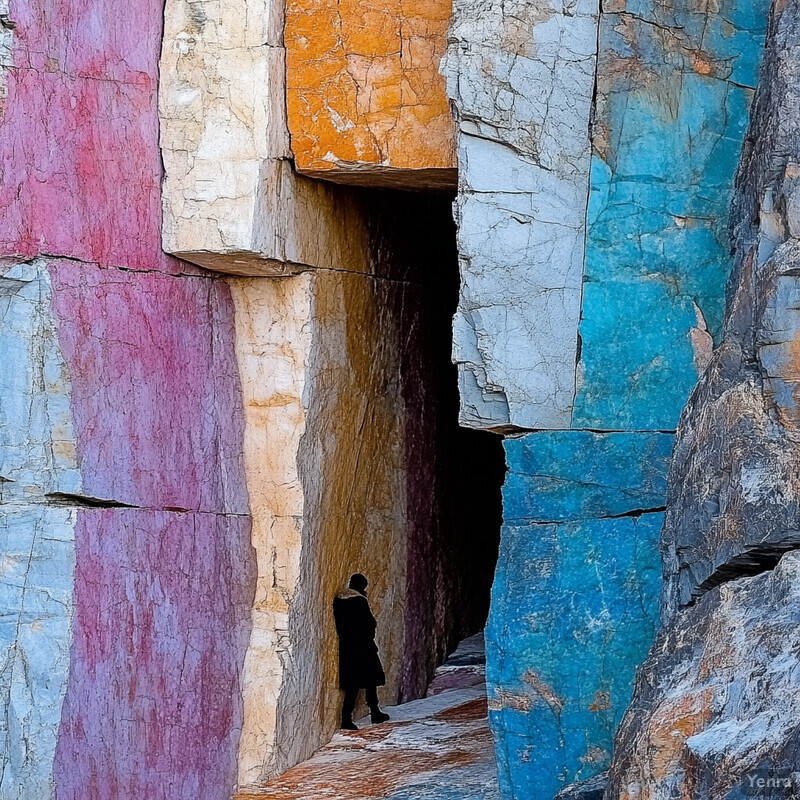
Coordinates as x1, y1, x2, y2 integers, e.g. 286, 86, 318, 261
0, 505, 76, 799
442, 0, 599, 431
285, 0, 456, 189
0, 0, 185, 274
52, 508, 253, 800
573, 1, 770, 430
502, 431, 671, 523
229, 271, 414, 783
49, 261, 248, 514
605, 1, 800, 792
608, 553, 800, 797
488, 432, 665, 798
159, 0, 383, 275
0, 260, 80, 502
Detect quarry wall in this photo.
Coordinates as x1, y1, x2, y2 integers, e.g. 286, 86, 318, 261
1, 1, 496, 796
2, 0, 796, 797
441, 1, 771, 796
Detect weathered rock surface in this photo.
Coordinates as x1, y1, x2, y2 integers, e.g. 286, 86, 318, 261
442, 0, 767, 434
426, 633, 486, 697
0, 258, 255, 800
0, 261, 80, 502
0, 0, 190, 275
1, 1, 257, 798
0, 501, 76, 798
49, 262, 248, 514
606, 0, 800, 794
608, 553, 800, 799
555, 773, 608, 800
455, 1, 770, 796
574, 0, 769, 431
285, 0, 456, 189
489, 432, 668, 799
53, 508, 253, 800
229, 269, 411, 784
442, 0, 598, 431
235, 687, 499, 800
0, 0, 13, 114
228, 195, 504, 787
0, 260, 80, 796
160, 0, 386, 275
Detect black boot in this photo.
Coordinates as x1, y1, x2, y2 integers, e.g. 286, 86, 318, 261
370, 707, 390, 724
341, 687, 359, 730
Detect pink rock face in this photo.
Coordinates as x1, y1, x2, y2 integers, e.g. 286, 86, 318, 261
0, 0, 192, 275
0, 0, 257, 796
53, 509, 254, 800
49, 260, 249, 514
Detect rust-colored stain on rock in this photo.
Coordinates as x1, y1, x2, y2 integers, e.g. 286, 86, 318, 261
285, 0, 457, 189
648, 688, 714, 782
433, 696, 488, 722
234, 691, 495, 799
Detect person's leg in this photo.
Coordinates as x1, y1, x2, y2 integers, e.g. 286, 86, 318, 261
365, 686, 390, 724
341, 687, 359, 730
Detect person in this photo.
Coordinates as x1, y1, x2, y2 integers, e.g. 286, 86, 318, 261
332, 573, 391, 730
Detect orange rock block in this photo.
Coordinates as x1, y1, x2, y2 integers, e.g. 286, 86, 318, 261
286, 0, 457, 190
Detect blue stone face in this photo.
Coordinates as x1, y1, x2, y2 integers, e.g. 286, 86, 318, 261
489, 433, 665, 799
503, 431, 672, 523
572, 2, 770, 431
478, 3, 771, 799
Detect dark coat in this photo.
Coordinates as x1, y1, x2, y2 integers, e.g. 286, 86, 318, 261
332, 588, 386, 689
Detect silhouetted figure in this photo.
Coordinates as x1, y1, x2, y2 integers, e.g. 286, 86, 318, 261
333, 573, 390, 730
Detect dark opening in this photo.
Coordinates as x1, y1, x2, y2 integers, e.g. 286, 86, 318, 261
366, 188, 507, 701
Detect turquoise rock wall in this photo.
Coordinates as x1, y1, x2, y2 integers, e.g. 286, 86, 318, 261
489, 434, 668, 798
574, 4, 768, 430
486, 2, 771, 797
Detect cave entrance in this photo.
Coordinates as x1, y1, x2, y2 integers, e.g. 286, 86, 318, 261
232, 186, 506, 797
367, 188, 507, 706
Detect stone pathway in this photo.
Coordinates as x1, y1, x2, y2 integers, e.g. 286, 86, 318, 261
236, 635, 500, 800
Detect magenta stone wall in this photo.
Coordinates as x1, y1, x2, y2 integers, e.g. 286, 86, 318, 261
54, 510, 253, 800
0, 0, 189, 275
47, 266, 254, 798
1, 0, 257, 796
49, 261, 248, 514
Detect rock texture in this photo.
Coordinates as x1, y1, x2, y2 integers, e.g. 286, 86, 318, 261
0, 261, 79, 796
426, 633, 486, 697
0, 504, 75, 798
574, 0, 769, 431
442, 0, 599, 430
235, 686, 499, 800
465, 1, 771, 796
0, 261, 81, 502
0, 0, 189, 275
54, 508, 253, 800
160, 0, 383, 275
555, 773, 608, 800
0, 0, 13, 114
443, 0, 769, 433
229, 196, 505, 788
608, 553, 800, 798
229, 270, 410, 784
605, 0, 800, 795
285, 0, 456, 189
0, 1, 257, 798
489, 432, 667, 799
